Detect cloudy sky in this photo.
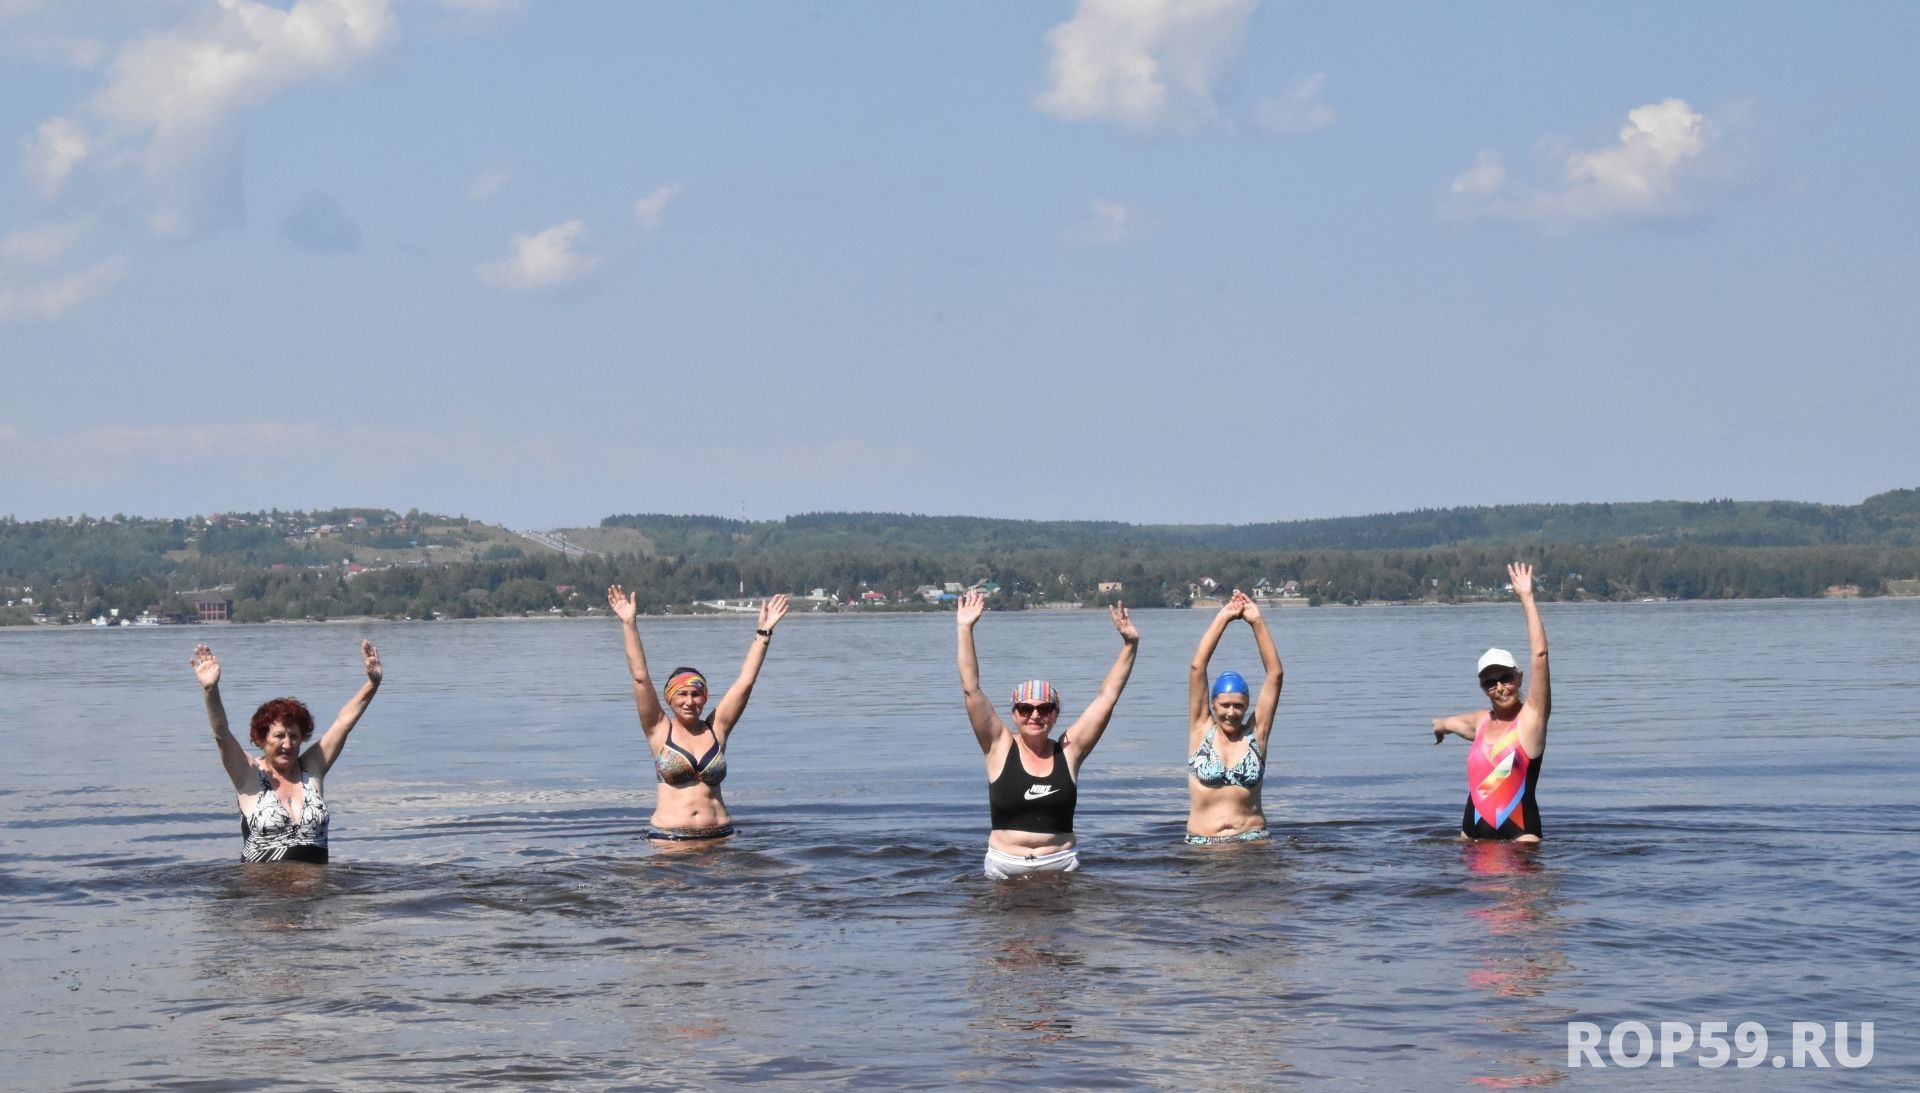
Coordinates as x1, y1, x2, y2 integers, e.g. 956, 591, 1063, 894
1, 1, 1913, 528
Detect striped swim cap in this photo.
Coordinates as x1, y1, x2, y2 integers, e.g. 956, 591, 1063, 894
1011, 679, 1059, 708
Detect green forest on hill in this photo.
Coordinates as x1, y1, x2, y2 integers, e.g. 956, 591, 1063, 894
4, 490, 1917, 624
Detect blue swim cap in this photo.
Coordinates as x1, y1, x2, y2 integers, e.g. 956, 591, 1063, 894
1210, 671, 1249, 698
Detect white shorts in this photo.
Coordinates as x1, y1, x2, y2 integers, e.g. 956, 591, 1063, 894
984, 845, 1080, 879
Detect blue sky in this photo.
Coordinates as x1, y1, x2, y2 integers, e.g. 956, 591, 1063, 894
2, 0, 1914, 528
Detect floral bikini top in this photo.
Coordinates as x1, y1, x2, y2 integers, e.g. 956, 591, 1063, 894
1188, 724, 1265, 789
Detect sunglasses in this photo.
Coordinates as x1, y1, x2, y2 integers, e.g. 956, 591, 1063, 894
1479, 671, 1517, 688
1012, 703, 1059, 718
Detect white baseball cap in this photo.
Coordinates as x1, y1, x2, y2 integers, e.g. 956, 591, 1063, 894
1476, 648, 1518, 675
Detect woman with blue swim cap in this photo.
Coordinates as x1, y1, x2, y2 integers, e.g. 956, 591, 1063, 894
1185, 590, 1283, 844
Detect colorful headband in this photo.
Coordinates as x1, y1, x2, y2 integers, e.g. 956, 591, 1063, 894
1011, 679, 1059, 708
665, 670, 707, 699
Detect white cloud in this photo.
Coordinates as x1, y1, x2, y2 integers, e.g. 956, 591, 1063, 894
633, 182, 682, 230
477, 219, 601, 293
0, 256, 126, 324
1, 219, 91, 265
1036, 0, 1257, 135
1448, 99, 1721, 226
467, 162, 513, 202
24, 117, 89, 198
1253, 72, 1333, 136
1449, 150, 1506, 200
1066, 199, 1151, 247
26, 0, 395, 235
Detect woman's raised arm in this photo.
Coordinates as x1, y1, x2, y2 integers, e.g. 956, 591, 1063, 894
1188, 595, 1243, 725
1243, 596, 1285, 740
1061, 602, 1140, 766
1511, 561, 1550, 756
955, 591, 1005, 754
191, 644, 256, 793
310, 640, 383, 775
712, 594, 788, 734
608, 584, 666, 732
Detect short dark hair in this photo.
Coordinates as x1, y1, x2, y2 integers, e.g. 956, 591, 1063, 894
249, 697, 315, 747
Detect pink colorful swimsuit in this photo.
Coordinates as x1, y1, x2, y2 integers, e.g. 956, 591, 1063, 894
1461, 714, 1542, 840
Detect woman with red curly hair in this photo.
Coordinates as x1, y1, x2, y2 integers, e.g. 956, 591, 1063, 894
190, 640, 383, 863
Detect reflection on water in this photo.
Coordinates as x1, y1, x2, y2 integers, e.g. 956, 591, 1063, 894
1460, 841, 1570, 1088
966, 878, 1085, 1056
4, 603, 1919, 1087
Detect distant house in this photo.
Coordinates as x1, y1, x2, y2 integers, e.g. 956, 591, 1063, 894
860, 590, 888, 604
194, 594, 235, 622
348, 516, 368, 527
1097, 581, 1123, 594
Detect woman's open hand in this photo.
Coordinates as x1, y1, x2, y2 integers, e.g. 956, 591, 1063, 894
606, 584, 639, 625
957, 589, 986, 628
1508, 561, 1535, 600
758, 594, 789, 631
1110, 600, 1139, 644
190, 644, 220, 689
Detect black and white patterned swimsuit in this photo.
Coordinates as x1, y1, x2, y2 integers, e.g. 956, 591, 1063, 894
241, 765, 329, 863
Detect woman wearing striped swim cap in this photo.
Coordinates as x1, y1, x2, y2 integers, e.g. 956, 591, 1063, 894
955, 588, 1140, 879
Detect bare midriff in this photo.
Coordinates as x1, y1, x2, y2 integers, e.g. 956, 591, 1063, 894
1186, 779, 1266, 839
988, 828, 1076, 856
651, 781, 730, 832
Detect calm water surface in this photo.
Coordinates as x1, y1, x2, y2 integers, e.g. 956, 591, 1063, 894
3, 601, 1916, 1089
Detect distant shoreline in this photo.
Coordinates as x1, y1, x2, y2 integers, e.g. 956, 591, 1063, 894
15, 595, 1916, 634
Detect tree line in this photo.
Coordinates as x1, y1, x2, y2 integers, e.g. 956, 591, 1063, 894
4, 499, 1917, 625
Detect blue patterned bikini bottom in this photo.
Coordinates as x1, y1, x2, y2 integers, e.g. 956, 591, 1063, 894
1184, 828, 1271, 846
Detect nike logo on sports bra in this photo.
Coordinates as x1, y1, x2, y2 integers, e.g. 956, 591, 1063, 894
1023, 786, 1059, 801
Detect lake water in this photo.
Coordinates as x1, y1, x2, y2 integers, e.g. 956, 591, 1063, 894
3, 601, 1915, 1089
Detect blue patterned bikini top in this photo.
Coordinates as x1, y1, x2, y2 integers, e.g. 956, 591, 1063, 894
1188, 724, 1264, 789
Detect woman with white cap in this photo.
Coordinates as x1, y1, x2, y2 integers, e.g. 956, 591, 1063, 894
1430, 561, 1551, 841
1184, 590, 1284, 844
955, 589, 1139, 878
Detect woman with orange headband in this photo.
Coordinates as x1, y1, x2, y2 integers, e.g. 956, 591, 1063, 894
606, 585, 788, 845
